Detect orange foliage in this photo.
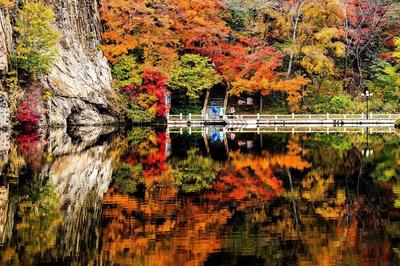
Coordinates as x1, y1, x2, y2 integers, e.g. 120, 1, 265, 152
100, 0, 308, 105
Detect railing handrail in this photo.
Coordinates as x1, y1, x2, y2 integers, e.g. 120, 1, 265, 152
168, 113, 400, 120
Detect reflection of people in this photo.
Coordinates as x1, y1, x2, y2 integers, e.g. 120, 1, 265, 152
219, 129, 224, 141
229, 107, 236, 118
211, 129, 218, 142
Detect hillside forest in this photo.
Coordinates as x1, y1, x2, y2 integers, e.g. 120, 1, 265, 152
1, 0, 400, 125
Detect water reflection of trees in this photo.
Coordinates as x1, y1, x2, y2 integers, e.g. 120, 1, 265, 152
102, 130, 400, 265
1, 129, 400, 265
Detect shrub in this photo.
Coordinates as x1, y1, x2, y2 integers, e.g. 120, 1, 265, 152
12, 2, 60, 79
15, 83, 45, 127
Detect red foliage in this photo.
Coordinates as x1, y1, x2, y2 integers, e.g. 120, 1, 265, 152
16, 131, 46, 173
124, 69, 170, 117
141, 70, 169, 117
121, 131, 171, 182
16, 84, 45, 127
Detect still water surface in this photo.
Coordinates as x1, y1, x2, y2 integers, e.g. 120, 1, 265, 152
0, 127, 400, 265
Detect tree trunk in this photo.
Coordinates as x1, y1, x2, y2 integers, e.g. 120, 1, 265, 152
203, 89, 210, 116
286, 0, 304, 79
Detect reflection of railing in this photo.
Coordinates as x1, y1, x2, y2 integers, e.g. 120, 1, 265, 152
168, 113, 400, 125
167, 126, 398, 135
226, 113, 399, 120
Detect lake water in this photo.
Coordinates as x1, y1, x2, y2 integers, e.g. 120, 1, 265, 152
1, 126, 400, 265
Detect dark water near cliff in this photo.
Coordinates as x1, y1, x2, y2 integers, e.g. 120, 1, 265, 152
1, 127, 400, 265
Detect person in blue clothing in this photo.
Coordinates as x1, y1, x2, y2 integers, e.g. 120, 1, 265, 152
211, 106, 218, 118
219, 107, 224, 118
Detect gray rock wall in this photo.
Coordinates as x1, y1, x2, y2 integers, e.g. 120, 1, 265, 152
44, 0, 116, 126
0, 8, 12, 74
0, 2, 117, 127
0, 92, 9, 130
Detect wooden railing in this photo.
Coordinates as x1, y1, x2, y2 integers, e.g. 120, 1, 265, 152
168, 113, 400, 122
167, 126, 398, 135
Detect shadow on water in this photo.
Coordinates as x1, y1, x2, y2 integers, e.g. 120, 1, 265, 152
0, 126, 400, 265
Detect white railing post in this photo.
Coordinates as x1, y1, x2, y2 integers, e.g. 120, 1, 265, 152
180, 113, 183, 120
370, 112, 373, 119
275, 115, 278, 120
189, 113, 192, 122
292, 113, 295, 119
361, 113, 364, 119
327, 113, 329, 119
257, 113, 260, 120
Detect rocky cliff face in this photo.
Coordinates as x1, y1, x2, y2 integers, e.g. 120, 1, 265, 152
44, 0, 117, 126
0, 92, 9, 130
0, 9, 12, 132
0, 9, 12, 74
0, 2, 117, 127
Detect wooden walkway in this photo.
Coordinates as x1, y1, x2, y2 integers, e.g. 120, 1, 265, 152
168, 114, 399, 126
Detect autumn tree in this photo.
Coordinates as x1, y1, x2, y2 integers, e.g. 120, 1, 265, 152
100, 0, 179, 73
169, 54, 221, 100
343, 0, 400, 90
387, 38, 400, 85
124, 69, 169, 123
12, 2, 60, 79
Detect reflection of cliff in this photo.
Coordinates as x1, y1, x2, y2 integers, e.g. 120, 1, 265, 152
0, 130, 9, 174
0, 127, 117, 265
47, 131, 114, 262
0, 185, 12, 245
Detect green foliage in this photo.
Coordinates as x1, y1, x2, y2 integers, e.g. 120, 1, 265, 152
112, 55, 142, 88
365, 60, 400, 112
2, 70, 25, 115
113, 163, 143, 194
11, 2, 60, 79
329, 95, 351, 113
127, 102, 155, 123
173, 148, 220, 193
384, 38, 400, 86
303, 79, 358, 113
169, 54, 221, 100
222, 8, 250, 34
14, 181, 62, 259
170, 93, 203, 115
127, 128, 154, 145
